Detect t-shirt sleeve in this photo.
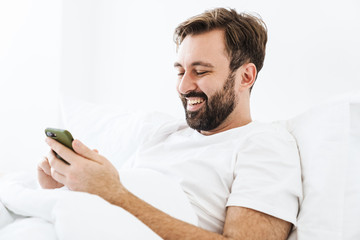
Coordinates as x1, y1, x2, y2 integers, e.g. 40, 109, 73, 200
226, 125, 302, 226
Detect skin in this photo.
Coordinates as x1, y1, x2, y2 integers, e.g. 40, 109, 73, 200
38, 29, 292, 239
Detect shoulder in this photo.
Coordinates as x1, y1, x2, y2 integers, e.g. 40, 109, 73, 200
234, 121, 300, 167
232, 121, 297, 151
228, 121, 302, 226
245, 121, 296, 142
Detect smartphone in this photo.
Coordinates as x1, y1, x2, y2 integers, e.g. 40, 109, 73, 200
45, 128, 74, 164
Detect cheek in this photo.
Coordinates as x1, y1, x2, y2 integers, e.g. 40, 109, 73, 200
197, 78, 219, 96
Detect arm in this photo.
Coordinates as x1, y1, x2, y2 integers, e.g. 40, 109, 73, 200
43, 137, 292, 240
113, 188, 291, 240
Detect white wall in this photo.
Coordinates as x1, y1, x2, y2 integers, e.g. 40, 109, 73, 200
0, 0, 62, 172
60, 0, 360, 121
1, 0, 360, 172
251, 0, 360, 120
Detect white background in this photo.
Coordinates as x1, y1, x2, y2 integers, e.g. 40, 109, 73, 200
1, 0, 359, 173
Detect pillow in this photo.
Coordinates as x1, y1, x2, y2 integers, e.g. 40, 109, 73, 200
59, 95, 180, 169
286, 92, 360, 240
59, 95, 137, 168
345, 99, 360, 239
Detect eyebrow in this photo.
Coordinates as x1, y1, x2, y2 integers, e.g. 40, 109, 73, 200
173, 61, 215, 68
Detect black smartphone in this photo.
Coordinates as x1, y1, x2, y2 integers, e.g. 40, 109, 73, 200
45, 128, 74, 164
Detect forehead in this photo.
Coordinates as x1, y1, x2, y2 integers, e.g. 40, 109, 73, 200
176, 29, 229, 68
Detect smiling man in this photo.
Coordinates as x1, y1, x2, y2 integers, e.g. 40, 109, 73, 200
39, 8, 302, 240
175, 28, 251, 135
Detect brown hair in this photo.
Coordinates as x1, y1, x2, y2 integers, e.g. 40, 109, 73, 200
174, 8, 267, 86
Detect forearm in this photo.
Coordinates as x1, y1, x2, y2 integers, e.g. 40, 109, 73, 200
111, 187, 228, 240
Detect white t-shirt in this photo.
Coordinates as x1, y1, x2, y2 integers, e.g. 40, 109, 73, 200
121, 112, 302, 233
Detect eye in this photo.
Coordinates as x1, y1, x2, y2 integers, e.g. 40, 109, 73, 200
177, 72, 185, 77
196, 71, 208, 76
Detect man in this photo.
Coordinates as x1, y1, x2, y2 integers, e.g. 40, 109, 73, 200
38, 8, 301, 240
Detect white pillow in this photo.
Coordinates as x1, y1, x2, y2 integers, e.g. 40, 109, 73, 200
59, 95, 178, 169
286, 92, 360, 240
59, 95, 135, 168
345, 99, 360, 240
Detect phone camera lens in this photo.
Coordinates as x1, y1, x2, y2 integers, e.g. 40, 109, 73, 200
46, 132, 56, 137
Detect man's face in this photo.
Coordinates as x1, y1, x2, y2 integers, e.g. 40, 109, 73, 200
174, 29, 238, 132
179, 71, 236, 131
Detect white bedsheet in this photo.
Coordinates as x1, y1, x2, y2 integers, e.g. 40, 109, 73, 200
0, 169, 197, 240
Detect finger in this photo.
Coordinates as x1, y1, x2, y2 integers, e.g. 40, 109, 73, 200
72, 139, 102, 162
38, 156, 51, 175
51, 168, 66, 185
45, 137, 79, 164
47, 150, 70, 175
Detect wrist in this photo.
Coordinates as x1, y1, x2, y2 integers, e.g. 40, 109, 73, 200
108, 184, 129, 207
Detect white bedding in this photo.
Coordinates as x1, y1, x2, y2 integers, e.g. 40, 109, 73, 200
0, 169, 197, 240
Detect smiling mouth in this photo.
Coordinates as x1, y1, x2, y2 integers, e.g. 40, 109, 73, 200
186, 97, 205, 111
187, 97, 204, 105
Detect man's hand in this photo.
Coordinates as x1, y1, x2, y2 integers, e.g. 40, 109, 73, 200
43, 137, 124, 203
38, 156, 64, 189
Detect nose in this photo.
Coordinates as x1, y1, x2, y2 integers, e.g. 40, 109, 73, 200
177, 72, 197, 95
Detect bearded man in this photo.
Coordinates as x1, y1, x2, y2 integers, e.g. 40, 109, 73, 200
39, 7, 301, 240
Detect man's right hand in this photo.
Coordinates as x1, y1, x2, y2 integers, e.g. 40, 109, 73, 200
37, 155, 64, 189
37, 148, 100, 189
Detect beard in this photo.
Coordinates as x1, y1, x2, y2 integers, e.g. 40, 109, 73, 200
180, 72, 237, 132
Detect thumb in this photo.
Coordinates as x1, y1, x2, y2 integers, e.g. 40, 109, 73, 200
72, 139, 102, 162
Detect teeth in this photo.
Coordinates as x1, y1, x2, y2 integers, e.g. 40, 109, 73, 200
188, 98, 204, 105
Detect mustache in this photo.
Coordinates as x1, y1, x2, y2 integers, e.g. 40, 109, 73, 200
180, 91, 208, 100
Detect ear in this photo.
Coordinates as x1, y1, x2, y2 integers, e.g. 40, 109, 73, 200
237, 63, 257, 91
